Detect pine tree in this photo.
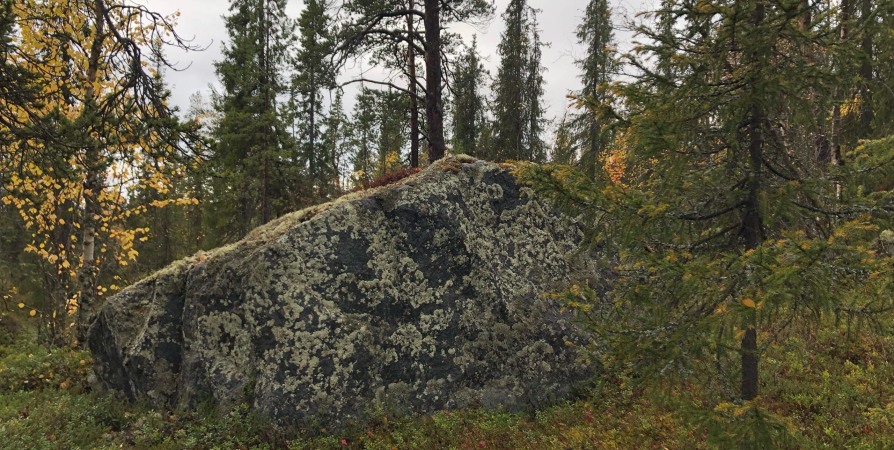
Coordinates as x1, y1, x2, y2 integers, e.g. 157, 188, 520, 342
213, 0, 295, 237
451, 36, 487, 157
573, 0, 617, 176
492, 0, 547, 163
292, 0, 335, 202
337, 0, 493, 164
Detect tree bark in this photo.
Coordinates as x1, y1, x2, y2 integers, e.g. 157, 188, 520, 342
858, 0, 873, 137
740, 105, 763, 401
310, 62, 317, 192
513, 6, 522, 161
831, 0, 851, 167
261, 0, 271, 224
741, 327, 759, 401
76, 0, 107, 345
408, 0, 419, 168
739, 0, 766, 402
424, 0, 445, 163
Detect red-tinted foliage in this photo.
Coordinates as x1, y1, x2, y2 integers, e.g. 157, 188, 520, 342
344, 167, 422, 195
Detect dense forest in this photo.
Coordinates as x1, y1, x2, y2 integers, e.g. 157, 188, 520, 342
1, 0, 894, 448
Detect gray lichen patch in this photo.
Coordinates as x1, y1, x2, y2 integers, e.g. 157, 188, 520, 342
87, 156, 602, 427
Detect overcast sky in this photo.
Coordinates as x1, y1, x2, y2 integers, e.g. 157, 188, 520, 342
143, 0, 650, 133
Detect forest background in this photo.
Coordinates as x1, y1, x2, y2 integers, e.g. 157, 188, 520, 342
1, 0, 894, 448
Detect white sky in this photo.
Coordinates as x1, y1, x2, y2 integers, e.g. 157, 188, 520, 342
143, 0, 650, 133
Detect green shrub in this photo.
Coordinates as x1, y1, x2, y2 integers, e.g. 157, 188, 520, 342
0, 314, 22, 351
0, 341, 91, 393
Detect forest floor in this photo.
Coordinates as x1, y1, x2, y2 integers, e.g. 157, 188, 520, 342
0, 313, 892, 449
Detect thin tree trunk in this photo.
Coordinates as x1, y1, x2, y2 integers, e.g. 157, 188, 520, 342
832, 0, 850, 166
858, 0, 873, 137
800, 0, 811, 31
740, 0, 766, 402
741, 327, 759, 401
740, 104, 763, 402
310, 72, 317, 194
261, 0, 270, 224
424, 0, 445, 163
514, 9, 521, 161
408, 0, 419, 168
76, 0, 107, 345
162, 202, 171, 266
309, 9, 318, 194
800, 0, 832, 167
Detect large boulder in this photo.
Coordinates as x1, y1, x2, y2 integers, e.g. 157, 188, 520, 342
88, 156, 601, 425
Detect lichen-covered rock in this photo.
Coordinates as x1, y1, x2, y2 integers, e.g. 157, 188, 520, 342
88, 156, 601, 425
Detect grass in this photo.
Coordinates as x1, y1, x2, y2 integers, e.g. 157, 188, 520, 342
1, 311, 893, 449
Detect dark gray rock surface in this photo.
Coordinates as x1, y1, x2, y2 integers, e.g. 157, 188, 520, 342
88, 156, 601, 425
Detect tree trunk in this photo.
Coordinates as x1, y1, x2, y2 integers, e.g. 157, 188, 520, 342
832, 0, 850, 167
739, 0, 766, 402
741, 327, 759, 401
424, 0, 445, 163
514, 7, 522, 161
800, 0, 832, 168
261, 0, 271, 224
408, 0, 419, 168
740, 105, 763, 401
310, 70, 317, 193
76, 0, 107, 345
858, 0, 873, 137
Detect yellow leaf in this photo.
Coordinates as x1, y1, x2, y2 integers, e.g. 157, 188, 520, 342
18, 303, 24, 309
741, 298, 756, 308
29, 310, 36, 317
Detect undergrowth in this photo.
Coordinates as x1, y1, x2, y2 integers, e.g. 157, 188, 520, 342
0, 311, 892, 449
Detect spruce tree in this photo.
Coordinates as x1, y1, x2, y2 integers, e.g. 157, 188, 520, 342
292, 0, 335, 202
337, 0, 492, 164
451, 36, 487, 157
321, 91, 350, 193
347, 87, 408, 186
348, 88, 378, 186
524, 23, 547, 163
574, 0, 617, 177
551, 109, 576, 165
492, 0, 547, 163
213, 0, 295, 237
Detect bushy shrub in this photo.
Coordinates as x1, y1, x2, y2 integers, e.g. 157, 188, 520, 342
0, 342, 91, 393
0, 314, 21, 350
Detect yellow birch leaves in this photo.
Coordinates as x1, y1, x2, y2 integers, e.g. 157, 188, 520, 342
1, 1, 195, 314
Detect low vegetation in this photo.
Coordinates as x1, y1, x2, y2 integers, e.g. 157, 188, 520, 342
1, 310, 891, 449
